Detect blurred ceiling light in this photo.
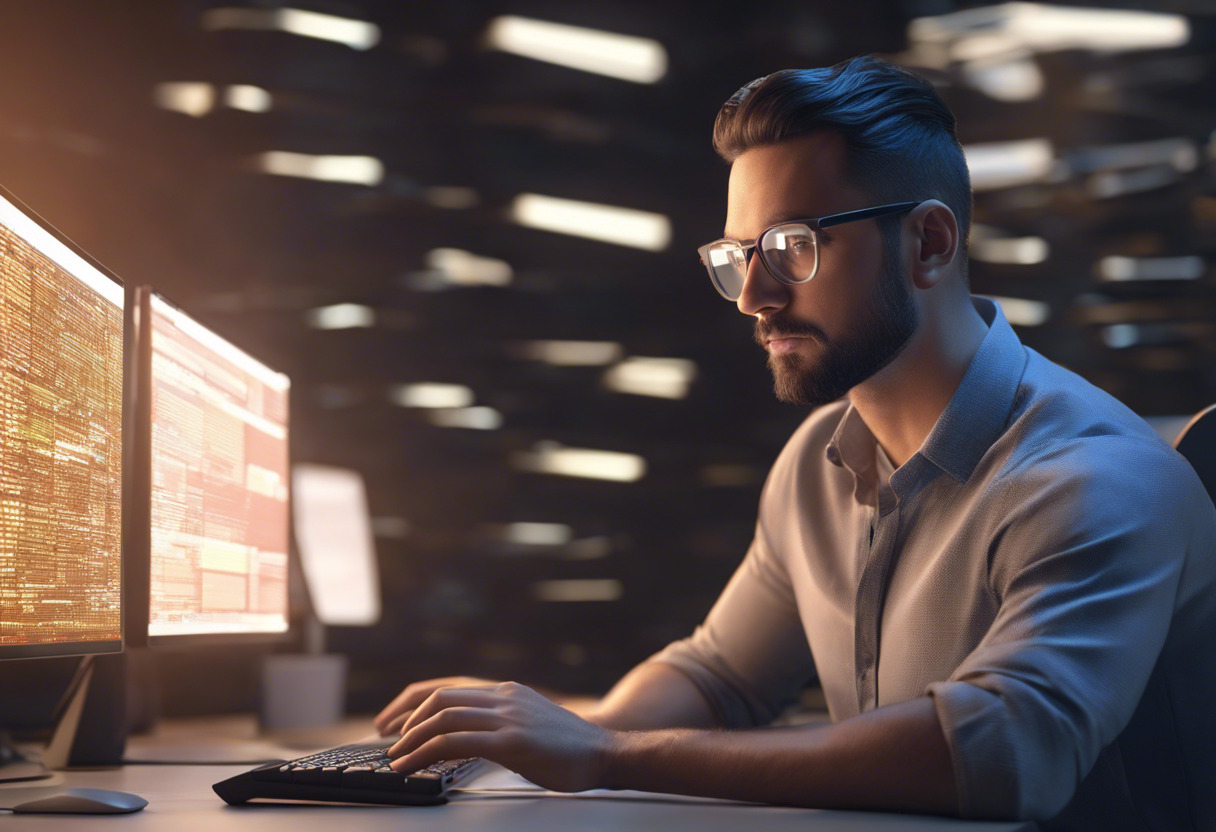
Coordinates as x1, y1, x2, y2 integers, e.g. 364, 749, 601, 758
202, 7, 380, 50
307, 303, 375, 329
425, 248, 513, 287
512, 443, 646, 482
225, 84, 272, 112
963, 139, 1055, 191
154, 82, 214, 117
518, 340, 624, 366
1087, 166, 1179, 199
566, 536, 612, 560
1102, 323, 1148, 349
981, 295, 1051, 326
602, 356, 697, 399
510, 194, 671, 251
427, 406, 503, 430
961, 56, 1044, 101
424, 186, 481, 209
370, 516, 411, 539
970, 233, 1050, 265
500, 522, 574, 546
486, 15, 667, 84
1097, 256, 1205, 282
533, 579, 623, 602
909, 4, 1189, 59
1073, 138, 1198, 174
390, 383, 476, 409
256, 151, 384, 186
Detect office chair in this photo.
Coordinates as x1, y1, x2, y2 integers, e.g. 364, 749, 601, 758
1174, 404, 1216, 502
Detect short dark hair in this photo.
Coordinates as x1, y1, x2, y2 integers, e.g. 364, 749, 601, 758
713, 56, 971, 266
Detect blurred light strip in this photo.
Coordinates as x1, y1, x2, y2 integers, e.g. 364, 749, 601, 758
427, 406, 503, 430
425, 248, 513, 286
202, 7, 380, 50
226, 84, 273, 112
910, 4, 1189, 58
510, 194, 670, 251
307, 303, 375, 329
981, 295, 1050, 326
519, 340, 624, 366
603, 357, 697, 399
963, 139, 1054, 191
969, 231, 1050, 265
486, 16, 666, 83
390, 383, 475, 409
533, 579, 623, 602
513, 444, 646, 482
501, 523, 573, 546
155, 82, 214, 117
256, 152, 384, 186
1097, 256, 1205, 282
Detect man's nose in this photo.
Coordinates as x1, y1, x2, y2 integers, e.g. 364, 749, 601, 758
735, 250, 790, 317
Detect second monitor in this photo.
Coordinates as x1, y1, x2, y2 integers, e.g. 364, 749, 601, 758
130, 288, 292, 644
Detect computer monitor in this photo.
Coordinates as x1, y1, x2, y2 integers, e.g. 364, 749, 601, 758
129, 288, 291, 645
291, 464, 381, 627
0, 183, 127, 779
0, 185, 125, 659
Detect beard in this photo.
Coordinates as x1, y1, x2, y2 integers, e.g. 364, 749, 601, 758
754, 253, 918, 408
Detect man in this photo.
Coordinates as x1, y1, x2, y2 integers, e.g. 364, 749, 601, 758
374, 57, 1216, 829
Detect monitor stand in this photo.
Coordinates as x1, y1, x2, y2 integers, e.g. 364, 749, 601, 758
1, 653, 126, 783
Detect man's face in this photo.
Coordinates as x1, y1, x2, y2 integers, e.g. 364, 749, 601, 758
724, 132, 919, 407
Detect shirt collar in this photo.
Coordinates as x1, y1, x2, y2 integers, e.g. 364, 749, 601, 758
826, 297, 1027, 485
917, 297, 1027, 482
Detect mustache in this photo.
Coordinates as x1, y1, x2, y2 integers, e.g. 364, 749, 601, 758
753, 315, 827, 348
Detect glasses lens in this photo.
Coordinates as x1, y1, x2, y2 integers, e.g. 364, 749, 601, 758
760, 224, 818, 284
704, 242, 748, 300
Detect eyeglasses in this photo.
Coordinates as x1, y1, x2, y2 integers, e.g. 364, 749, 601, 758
697, 202, 919, 301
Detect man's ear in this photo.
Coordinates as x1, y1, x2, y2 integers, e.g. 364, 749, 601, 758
907, 200, 959, 290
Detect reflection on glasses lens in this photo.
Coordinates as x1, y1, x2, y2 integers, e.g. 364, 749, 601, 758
706, 243, 747, 300
761, 224, 818, 284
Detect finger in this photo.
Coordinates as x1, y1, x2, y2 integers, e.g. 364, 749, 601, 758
400, 688, 503, 737
382, 712, 413, 736
389, 732, 495, 774
388, 707, 501, 759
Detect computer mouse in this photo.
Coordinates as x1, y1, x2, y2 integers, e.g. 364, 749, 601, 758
11, 788, 148, 814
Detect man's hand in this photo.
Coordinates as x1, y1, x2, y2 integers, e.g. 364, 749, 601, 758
374, 676, 499, 736
386, 681, 615, 793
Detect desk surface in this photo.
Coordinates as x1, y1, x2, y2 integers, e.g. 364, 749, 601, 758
1, 717, 1034, 832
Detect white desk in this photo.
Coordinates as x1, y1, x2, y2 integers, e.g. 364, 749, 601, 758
1, 717, 1035, 831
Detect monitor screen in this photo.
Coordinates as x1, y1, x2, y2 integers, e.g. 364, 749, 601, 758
292, 464, 381, 627
146, 294, 290, 639
0, 187, 125, 660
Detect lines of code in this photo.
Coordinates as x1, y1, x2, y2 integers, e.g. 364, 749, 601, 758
148, 306, 289, 636
0, 223, 123, 646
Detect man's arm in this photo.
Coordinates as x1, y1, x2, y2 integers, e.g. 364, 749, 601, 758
386, 681, 958, 815
576, 661, 720, 730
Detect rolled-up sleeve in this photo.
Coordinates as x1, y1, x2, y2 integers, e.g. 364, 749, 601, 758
649, 522, 816, 728
927, 440, 1195, 821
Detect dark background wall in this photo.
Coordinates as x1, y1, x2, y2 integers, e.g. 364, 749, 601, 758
1, 0, 1213, 718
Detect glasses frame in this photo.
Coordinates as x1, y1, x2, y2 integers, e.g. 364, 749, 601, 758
697, 201, 920, 301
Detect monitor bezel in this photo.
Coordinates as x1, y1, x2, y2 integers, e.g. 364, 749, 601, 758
131, 288, 295, 649
0, 183, 126, 662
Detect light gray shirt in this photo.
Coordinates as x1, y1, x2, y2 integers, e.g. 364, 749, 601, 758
652, 298, 1216, 829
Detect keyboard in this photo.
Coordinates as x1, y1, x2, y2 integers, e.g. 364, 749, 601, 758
212, 742, 484, 806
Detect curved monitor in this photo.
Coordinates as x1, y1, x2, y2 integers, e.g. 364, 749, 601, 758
0, 185, 125, 661
137, 290, 292, 644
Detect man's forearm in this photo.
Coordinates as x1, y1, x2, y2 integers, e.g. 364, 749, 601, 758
580, 661, 720, 731
601, 696, 959, 816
